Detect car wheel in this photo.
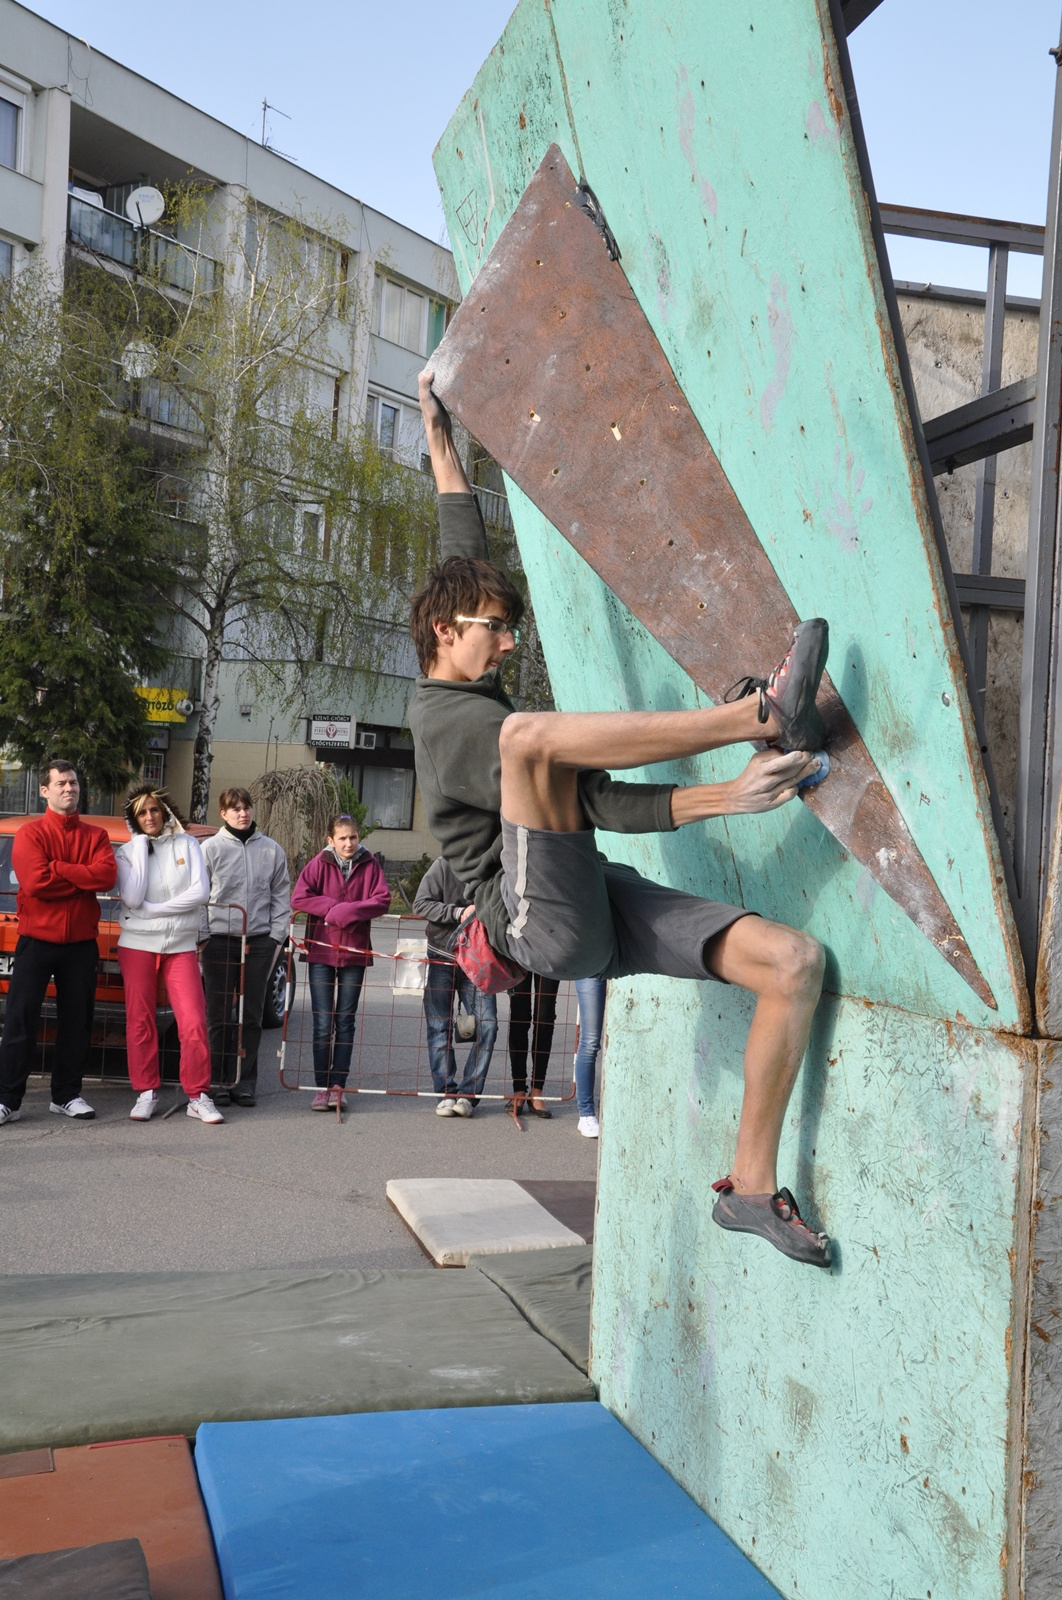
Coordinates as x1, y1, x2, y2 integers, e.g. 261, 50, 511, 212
262, 950, 291, 1029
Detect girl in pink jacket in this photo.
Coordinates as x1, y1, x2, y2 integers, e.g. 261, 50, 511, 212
290, 816, 391, 1110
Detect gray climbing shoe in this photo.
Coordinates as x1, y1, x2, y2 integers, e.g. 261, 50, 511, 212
711, 1177, 832, 1268
726, 618, 829, 752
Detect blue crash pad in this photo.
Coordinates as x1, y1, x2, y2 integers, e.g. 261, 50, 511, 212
195, 1402, 782, 1599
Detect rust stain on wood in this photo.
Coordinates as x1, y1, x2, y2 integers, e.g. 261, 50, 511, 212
431, 146, 995, 1008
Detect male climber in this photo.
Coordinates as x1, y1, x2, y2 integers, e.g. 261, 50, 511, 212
409, 370, 832, 1268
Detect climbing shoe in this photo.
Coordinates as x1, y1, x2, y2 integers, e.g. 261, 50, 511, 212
711, 1177, 832, 1268
725, 618, 829, 752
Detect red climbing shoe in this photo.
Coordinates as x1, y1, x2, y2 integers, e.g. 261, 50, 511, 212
725, 618, 829, 752
711, 1177, 832, 1268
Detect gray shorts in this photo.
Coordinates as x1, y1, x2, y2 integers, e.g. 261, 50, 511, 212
499, 820, 751, 983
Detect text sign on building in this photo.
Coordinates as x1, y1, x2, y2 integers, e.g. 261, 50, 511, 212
136, 688, 190, 724
311, 714, 355, 748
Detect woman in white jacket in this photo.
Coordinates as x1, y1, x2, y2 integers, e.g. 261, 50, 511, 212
115, 786, 223, 1124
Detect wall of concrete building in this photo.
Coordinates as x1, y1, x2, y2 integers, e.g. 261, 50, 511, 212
0, 0, 455, 868
896, 289, 1038, 849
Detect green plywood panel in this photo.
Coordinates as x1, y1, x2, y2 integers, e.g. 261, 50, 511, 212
590, 984, 1028, 1600
432, 0, 1026, 1032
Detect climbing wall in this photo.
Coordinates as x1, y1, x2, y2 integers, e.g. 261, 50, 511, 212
431, 2, 1058, 1594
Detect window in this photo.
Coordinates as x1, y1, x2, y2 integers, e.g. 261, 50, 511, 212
0, 240, 11, 281
142, 752, 165, 787
337, 251, 351, 319
361, 766, 415, 830
374, 275, 429, 355
301, 510, 322, 557
378, 402, 398, 452
426, 300, 448, 357
0, 98, 18, 171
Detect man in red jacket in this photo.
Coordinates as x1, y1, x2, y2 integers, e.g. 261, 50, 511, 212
0, 761, 117, 1123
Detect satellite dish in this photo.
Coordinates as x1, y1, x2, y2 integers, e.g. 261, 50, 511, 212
124, 185, 165, 228
121, 339, 157, 382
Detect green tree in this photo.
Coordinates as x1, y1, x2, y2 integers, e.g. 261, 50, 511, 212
0, 266, 175, 799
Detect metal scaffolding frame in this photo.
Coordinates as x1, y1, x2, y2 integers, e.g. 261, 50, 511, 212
840, 1, 1062, 996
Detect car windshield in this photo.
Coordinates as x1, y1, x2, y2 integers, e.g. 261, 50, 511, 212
0, 836, 122, 921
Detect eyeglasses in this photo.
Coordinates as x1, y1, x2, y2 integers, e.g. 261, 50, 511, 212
454, 615, 522, 646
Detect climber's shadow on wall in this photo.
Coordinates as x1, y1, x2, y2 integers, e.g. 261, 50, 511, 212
795, 990, 841, 1273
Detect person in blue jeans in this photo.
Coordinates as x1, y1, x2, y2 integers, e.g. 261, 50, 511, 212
573, 977, 606, 1138
291, 817, 392, 1111
414, 856, 498, 1118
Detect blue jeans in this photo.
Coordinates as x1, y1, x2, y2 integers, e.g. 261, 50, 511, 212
423, 956, 498, 1099
308, 964, 365, 1088
574, 977, 606, 1116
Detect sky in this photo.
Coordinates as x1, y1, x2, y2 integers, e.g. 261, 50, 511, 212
24, 0, 1062, 300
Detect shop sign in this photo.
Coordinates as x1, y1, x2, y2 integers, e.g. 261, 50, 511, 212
311, 713, 354, 748
137, 688, 192, 724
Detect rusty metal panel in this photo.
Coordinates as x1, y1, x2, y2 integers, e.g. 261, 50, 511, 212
433, 147, 994, 1007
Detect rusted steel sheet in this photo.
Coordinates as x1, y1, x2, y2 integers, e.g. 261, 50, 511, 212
432, 147, 994, 1009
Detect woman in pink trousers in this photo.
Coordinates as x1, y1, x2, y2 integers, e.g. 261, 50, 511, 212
115, 786, 223, 1124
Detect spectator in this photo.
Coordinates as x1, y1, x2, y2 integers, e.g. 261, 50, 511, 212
290, 815, 391, 1111
0, 761, 116, 1124
200, 788, 289, 1108
508, 971, 560, 1118
573, 977, 606, 1138
115, 785, 221, 1125
413, 855, 498, 1118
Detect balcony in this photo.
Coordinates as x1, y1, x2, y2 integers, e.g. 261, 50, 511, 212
68, 195, 220, 296
475, 484, 513, 535
112, 373, 206, 439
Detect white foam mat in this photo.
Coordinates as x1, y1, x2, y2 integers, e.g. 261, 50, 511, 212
386, 1179, 585, 1266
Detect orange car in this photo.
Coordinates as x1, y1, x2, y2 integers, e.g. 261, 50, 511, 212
0, 813, 295, 1078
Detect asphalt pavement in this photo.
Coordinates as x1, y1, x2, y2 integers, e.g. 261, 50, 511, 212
0, 1028, 599, 1276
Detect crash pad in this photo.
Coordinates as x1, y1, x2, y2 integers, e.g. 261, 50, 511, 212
0, 1539, 149, 1599
0, 1270, 593, 1452
468, 1245, 593, 1373
0, 1438, 221, 1600
194, 1402, 783, 1598
386, 1178, 584, 1265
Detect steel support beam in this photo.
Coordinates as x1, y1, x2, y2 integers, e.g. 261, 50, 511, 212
880, 203, 1045, 254
924, 376, 1036, 474
967, 244, 1011, 704
1015, 30, 1062, 982
953, 573, 1027, 612
841, 0, 887, 31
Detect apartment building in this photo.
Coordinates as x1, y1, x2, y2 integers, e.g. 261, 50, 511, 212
0, 0, 474, 861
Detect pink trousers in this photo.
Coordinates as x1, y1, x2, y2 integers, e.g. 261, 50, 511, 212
118, 947, 211, 1097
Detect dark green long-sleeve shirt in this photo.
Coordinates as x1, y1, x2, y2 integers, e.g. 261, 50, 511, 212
407, 493, 676, 955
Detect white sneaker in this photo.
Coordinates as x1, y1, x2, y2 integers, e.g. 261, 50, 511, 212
130, 1091, 159, 1122
453, 1097, 474, 1118
187, 1093, 224, 1124
577, 1115, 600, 1138
50, 1097, 95, 1119
0, 1105, 21, 1126
435, 1098, 457, 1116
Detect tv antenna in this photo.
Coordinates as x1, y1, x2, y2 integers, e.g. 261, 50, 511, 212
260, 98, 293, 160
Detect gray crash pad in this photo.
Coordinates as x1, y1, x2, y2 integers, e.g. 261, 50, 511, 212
468, 1246, 593, 1374
0, 1270, 594, 1453
0, 1539, 150, 1599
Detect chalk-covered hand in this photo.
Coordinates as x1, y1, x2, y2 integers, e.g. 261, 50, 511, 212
725, 749, 821, 814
